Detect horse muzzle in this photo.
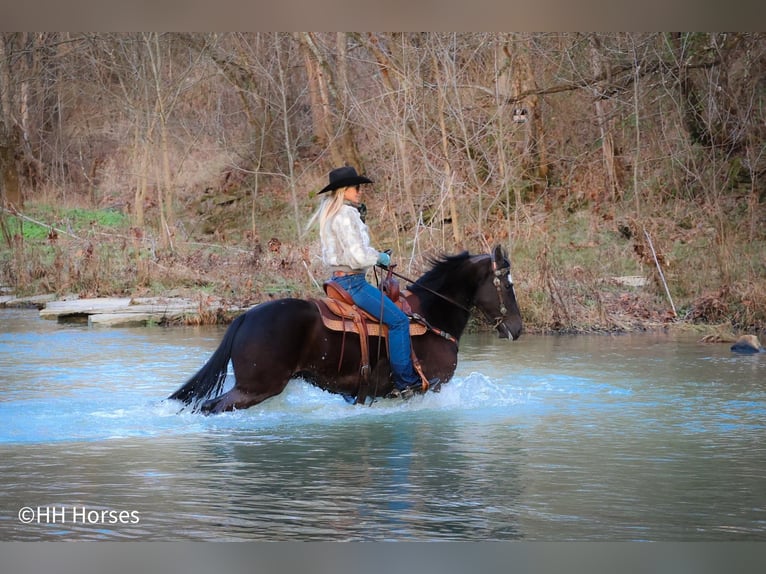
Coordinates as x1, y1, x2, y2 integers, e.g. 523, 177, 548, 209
497, 319, 522, 341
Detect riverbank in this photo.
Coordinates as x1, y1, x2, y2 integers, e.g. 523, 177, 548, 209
0, 277, 751, 344
1, 201, 764, 338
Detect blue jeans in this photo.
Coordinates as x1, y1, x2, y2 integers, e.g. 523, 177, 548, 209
331, 273, 420, 389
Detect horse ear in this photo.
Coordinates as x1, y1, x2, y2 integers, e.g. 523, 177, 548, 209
492, 244, 504, 261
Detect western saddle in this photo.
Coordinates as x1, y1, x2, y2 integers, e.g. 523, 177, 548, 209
313, 269, 430, 403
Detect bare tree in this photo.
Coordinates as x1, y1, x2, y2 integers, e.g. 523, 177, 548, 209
0, 34, 24, 208
589, 33, 621, 205
296, 32, 361, 168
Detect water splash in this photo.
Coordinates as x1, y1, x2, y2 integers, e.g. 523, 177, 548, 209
0, 370, 534, 444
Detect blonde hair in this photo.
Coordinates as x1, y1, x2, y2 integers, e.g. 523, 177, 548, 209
305, 187, 348, 237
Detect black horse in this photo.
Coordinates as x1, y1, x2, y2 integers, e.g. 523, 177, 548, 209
168, 245, 522, 413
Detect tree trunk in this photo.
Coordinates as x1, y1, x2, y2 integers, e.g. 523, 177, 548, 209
297, 33, 328, 151
298, 33, 345, 166
504, 36, 546, 189
132, 126, 147, 228
434, 54, 462, 248
589, 34, 620, 204
334, 33, 363, 169
360, 33, 418, 224
275, 38, 301, 239
298, 33, 362, 169
0, 35, 22, 208
0, 138, 22, 208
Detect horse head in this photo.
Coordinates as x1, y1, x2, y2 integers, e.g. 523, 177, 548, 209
473, 245, 523, 340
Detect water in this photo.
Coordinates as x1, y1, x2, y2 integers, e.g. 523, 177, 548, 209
1, 308, 764, 541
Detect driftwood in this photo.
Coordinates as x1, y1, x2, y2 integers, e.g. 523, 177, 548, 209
31, 296, 244, 327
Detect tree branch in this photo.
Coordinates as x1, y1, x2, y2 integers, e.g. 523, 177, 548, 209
504, 57, 721, 104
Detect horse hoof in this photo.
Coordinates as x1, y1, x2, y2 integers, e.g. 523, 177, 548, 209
429, 378, 443, 393
386, 386, 416, 400
199, 398, 221, 415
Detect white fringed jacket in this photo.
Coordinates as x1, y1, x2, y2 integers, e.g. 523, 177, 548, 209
321, 204, 379, 273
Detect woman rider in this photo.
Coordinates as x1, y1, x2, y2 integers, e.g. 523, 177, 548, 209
307, 166, 422, 398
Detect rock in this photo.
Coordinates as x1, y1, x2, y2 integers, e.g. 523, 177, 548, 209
730, 335, 763, 354
1, 294, 57, 308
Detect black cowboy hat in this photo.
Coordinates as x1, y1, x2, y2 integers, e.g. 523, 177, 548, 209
317, 166, 373, 194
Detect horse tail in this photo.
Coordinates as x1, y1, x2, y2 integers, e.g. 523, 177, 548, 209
168, 312, 247, 410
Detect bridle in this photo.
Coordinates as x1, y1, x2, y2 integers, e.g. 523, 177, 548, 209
487, 251, 513, 330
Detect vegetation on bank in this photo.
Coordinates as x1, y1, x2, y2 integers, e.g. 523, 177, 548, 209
0, 33, 764, 337
2, 194, 764, 337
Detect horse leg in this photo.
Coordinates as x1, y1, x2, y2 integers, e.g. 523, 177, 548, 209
199, 299, 320, 413
200, 383, 288, 414
199, 352, 296, 413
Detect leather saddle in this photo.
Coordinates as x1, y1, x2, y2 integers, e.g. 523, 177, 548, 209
315, 278, 426, 339
313, 271, 430, 403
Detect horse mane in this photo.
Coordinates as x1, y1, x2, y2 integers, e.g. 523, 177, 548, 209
409, 251, 473, 295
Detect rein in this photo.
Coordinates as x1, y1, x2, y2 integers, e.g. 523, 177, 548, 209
374, 265, 461, 346
376, 266, 472, 314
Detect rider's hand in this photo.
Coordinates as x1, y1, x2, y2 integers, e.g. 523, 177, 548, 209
377, 251, 391, 267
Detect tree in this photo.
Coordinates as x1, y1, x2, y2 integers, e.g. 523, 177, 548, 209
0, 33, 24, 208
296, 32, 361, 168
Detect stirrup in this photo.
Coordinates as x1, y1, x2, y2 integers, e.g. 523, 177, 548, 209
386, 384, 420, 400
387, 378, 441, 400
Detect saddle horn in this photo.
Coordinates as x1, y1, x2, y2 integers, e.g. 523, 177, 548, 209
380, 264, 400, 302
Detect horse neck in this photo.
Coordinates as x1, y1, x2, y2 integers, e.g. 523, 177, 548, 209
409, 259, 483, 339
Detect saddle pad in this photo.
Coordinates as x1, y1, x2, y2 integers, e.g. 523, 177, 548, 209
314, 298, 427, 338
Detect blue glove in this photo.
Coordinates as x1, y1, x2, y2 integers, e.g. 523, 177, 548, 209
377, 251, 391, 267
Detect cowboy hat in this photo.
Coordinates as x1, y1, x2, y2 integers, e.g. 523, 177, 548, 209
317, 166, 373, 194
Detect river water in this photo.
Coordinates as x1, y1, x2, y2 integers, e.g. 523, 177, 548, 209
1, 308, 764, 541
